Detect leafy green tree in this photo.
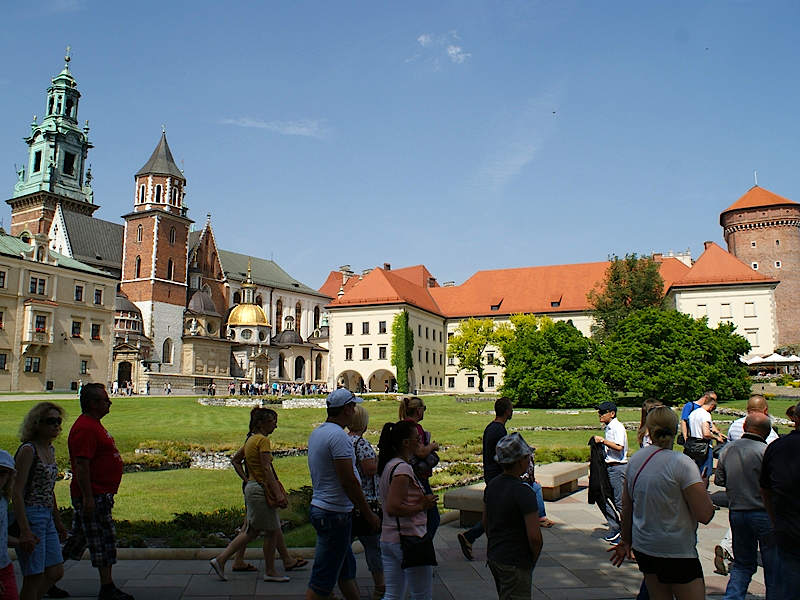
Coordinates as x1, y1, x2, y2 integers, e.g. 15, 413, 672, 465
391, 311, 414, 393
498, 315, 612, 408
600, 308, 752, 404
588, 253, 665, 338
447, 318, 511, 392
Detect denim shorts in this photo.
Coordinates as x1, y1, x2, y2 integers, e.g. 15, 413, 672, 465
308, 505, 356, 596
16, 505, 63, 576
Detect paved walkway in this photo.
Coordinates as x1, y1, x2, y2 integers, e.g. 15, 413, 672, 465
12, 480, 766, 599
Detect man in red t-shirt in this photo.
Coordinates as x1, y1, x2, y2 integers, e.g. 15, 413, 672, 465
63, 383, 132, 600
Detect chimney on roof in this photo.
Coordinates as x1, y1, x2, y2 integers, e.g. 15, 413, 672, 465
339, 264, 354, 284
704, 241, 714, 250
427, 277, 437, 288
652, 253, 662, 261
337, 285, 344, 298
362, 268, 372, 277
383, 262, 391, 271
442, 281, 455, 287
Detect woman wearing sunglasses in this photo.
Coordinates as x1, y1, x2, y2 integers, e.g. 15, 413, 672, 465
12, 403, 68, 600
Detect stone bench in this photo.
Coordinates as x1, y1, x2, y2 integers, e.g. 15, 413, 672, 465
535, 461, 588, 501
442, 461, 589, 526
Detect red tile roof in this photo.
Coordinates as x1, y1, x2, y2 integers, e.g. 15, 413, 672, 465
318, 271, 360, 299
721, 186, 798, 216
326, 268, 441, 314
670, 242, 778, 288
390, 265, 438, 288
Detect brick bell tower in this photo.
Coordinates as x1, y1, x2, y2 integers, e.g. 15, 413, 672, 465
721, 185, 800, 346
120, 130, 193, 373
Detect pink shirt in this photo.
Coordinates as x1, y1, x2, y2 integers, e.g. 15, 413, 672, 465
379, 458, 427, 543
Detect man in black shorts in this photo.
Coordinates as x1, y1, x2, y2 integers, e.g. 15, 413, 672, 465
64, 384, 133, 600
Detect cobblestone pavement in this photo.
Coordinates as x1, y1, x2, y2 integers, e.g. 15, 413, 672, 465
9, 478, 767, 599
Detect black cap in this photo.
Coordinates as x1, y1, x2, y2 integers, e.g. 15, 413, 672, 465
597, 401, 617, 414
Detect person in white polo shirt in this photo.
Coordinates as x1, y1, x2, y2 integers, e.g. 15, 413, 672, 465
593, 401, 628, 544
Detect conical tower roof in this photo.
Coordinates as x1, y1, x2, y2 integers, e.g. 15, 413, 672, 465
136, 132, 184, 180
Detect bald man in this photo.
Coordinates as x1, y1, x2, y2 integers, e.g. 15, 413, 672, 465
726, 395, 778, 443
715, 414, 778, 598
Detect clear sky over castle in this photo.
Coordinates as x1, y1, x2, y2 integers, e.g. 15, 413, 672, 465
2, 1, 800, 289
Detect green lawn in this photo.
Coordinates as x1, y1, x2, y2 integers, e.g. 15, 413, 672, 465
2, 393, 795, 523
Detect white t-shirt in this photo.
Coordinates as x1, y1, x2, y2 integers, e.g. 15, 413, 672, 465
604, 417, 628, 463
727, 416, 779, 444
688, 408, 712, 438
626, 446, 703, 558
308, 422, 360, 512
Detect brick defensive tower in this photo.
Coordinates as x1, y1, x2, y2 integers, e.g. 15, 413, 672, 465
721, 186, 800, 346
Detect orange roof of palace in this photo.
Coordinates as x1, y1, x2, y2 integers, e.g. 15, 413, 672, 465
670, 242, 778, 288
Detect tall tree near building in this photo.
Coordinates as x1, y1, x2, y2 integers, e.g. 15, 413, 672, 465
588, 253, 665, 338
391, 311, 414, 393
447, 318, 512, 392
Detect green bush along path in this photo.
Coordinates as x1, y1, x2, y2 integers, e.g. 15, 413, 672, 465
1, 394, 795, 525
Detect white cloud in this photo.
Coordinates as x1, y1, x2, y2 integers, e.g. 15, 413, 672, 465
409, 31, 471, 66
220, 117, 328, 139
446, 45, 471, 64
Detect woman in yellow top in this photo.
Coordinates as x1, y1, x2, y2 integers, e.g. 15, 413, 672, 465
210, 407, 303, 582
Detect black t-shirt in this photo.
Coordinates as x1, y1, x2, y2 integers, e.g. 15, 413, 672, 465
483, 421, 507, 483
484, 474, 539, 568
760, 430, 800, 555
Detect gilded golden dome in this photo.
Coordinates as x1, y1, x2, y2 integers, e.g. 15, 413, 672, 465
227, 303, 269, 327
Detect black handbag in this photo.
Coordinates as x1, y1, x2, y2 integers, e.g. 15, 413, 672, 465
683, 437, 710, 461
388, 462, 437, 569
352, 500, 382, 538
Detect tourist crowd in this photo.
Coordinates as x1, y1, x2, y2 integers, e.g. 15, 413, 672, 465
2, 385, 798, 600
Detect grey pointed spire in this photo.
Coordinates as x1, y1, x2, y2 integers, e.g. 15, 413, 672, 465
135, 132, 184, 180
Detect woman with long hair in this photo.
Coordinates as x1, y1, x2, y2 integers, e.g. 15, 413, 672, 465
398, 396, 440, 538
637, 398, 664, 448
610, 406, 715, 600
209, 408, 304, 582
12, 403, 67, 600
377, 420, 438, 600
347, 405, 384, 600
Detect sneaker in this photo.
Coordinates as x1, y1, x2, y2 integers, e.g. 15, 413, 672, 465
457, 532, 474, 561
714, 545, 730, 576
97, 587, 134, 600
603, 532, 621, 544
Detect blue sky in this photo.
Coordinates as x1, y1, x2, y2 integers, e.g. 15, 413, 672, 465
2, 1, 799, 290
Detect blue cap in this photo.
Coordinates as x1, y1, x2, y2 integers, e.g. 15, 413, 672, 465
0, 450, 15, 472
597, 401, 617, 414
326, 388, 364, 408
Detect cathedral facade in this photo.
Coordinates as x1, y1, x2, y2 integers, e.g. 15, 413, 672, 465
6, 57, 330, 393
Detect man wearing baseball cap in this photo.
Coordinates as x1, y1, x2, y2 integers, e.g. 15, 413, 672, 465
483, 433, 543, 600
305, 388, 380, 600
593, 401, 628, 544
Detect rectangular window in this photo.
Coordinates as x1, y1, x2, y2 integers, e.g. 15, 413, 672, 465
745, 328, 759, 348
362, 322, 369, 335
752, 262, 759, 270
440, 354, 443, 365
448, 356, 454, 366
63, 151, 76, 176
720, 303, 732, 319
447, 332, 453, 340
71, 321, 82, 337
776, 239, 780, 246
0, 271, 5, 288
74, 285, 83, 302
345, 347, 353, 361
80, 360, 88, 374
447, 377, 455, 389
378, 321, 387, 334
418, 349, 422, 361
34, 315, 46, 331
0, 311, 4, 329
94, 289, 103, 305
425, 350, 429, 363
744, 302, 756, 317
750, 241, 756, 248
487, 352, 494, 365
33, 151, 42, 172
418, 324, 422, 336
775, 261, 782, 268
362, 347, 370, 360
425, 327, 429, 339
345, 322, 353, 335
91, 323, 101, 340
0, 354, 6, 370
29, 277, 46, 295
24, 357, 40, 373
467, 376, 475, 388
379, 346, 387, 360
696, 304, 707, 317
439, 331, 442, 342
487, 375, 495, 388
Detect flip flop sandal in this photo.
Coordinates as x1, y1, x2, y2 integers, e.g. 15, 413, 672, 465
264, 575, 291, 582
232, 563, 258, 572
285, 557, 308, 571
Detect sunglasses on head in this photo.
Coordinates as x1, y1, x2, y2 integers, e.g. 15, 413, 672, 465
43, 417, 62, 426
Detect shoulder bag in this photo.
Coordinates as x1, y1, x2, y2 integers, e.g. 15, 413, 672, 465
388, 462, 437, 568
263, 463, 288, 508
683, 437, 711, 462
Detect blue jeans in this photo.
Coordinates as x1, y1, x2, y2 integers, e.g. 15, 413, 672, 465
15, 505, 63, 576
776, 546, 800, 600
605, 464, 626, 536
724, 510, 778, 600
381, 541, 433, 600
420, 478, 440, 539
357, 533, 383, 574
308, 505, 357, 596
